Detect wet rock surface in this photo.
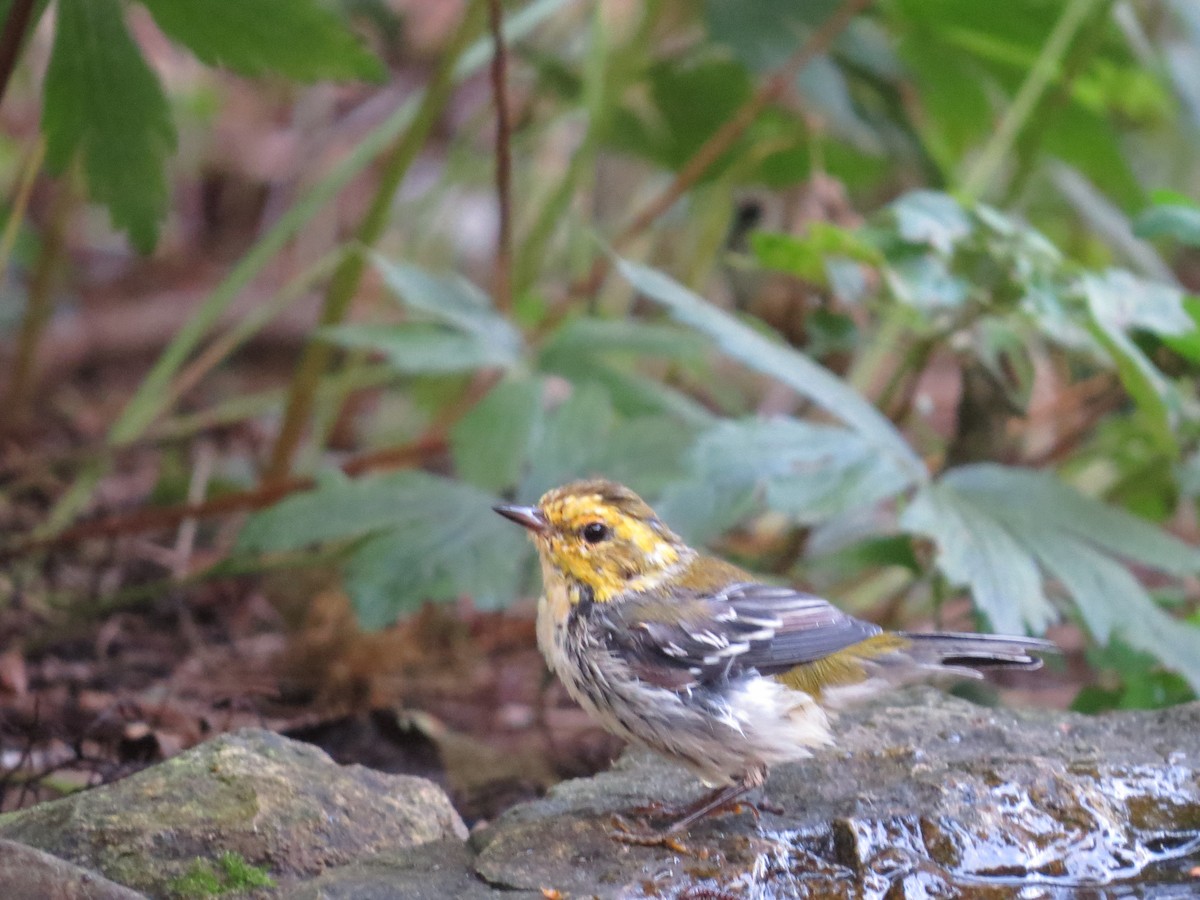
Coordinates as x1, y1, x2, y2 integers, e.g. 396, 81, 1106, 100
0, 693, 1198, 898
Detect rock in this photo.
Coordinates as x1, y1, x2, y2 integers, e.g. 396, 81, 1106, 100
0, 728, 466, 898
290, 840, 525, 900
4, 695, 1200, 898
0, 839, 147, 900
470, 689, 1200, 898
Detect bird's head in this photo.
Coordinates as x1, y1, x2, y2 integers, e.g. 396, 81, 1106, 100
494, 479, 690, 601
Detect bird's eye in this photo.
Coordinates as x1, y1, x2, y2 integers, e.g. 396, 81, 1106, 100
581, 522, 610, 544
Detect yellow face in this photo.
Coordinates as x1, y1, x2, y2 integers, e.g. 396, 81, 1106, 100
497, 480, 688, 602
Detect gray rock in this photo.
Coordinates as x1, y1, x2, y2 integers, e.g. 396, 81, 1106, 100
0, 728, 466, 898
470, 688, 1200, 898
0, 838, 147, 900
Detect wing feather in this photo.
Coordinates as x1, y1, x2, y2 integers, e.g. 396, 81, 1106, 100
597, 581, 881, 688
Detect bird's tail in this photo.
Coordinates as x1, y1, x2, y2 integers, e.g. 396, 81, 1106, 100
898, 631, 1055, 673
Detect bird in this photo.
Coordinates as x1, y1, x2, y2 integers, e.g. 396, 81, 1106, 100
494, 478, 1054, 834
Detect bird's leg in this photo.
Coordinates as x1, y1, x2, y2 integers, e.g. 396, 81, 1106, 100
666, 771, 760, 833
611, 769, 768, 845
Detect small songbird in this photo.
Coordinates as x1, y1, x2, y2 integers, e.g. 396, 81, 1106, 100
495, 479, 1053, 833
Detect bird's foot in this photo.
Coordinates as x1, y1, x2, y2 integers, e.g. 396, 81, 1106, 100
609, 814, 692, 853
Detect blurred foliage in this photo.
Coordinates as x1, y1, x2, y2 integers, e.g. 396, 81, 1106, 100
34, 0, 380, 251
7, 0, 1200, 709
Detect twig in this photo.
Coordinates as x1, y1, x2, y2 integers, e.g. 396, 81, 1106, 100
487, 0, 513, 313
961, 0, 1104, 200
0, 435, 447, 562
0, 0, 37, 109
574, 0, 874, 299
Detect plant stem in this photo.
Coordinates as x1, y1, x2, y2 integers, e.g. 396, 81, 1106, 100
262, 0, 487, 485
0, 135, 44, 287
960, 0, 1105, 201
487, 0, 513, 313
3, 172, 72, 428
0, 0, 38, 109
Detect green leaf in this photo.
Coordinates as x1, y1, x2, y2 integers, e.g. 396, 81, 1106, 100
1134, 204, 1200, 246
140, 0, 383, 82
943, 464, 1200, 577
521, 383, 616, 500
344, 488, 530, 628
704, 0, 839, 72
43, 0, 176, 252
750, 225, 883, 283
1082, 271, 1188, 454
889, 191, 973, 254
237, 470, 530, 628
904, 463, 1200, 690
320, 323, 519, 373
1159, 296, 1200, 363
517, 382, 696, 503
901, 481, 1052, 634
374, 257, 524, 356
451, 376, 543, 492
615, 257, 927, 481
658, 418, 913, 545
540, 317, 708, 363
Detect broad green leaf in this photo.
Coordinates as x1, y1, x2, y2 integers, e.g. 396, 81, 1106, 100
238, 470, 530, 628
1083, 271, 1188, 453
661, 418, 913, 543
344, 484, 530, 628
944, 464, 1200, 577
374, 257, 524, 357
900, 482, 1052, 634
521, 383, 616, 500
615, 257, 927, 480
320, 323, 519, 373
884, 255, 969, 310
540, 317, 708, 363
518, 382, 696, 503
704, 0, 839, 72
43, 0, 176, 252
1160, 297, 1200, 363
451, 376, 543, 492
140, 0, 383, 82
889, 191, 972, 254
1015, 528, 1200, 693
1134, 204, 1200, 246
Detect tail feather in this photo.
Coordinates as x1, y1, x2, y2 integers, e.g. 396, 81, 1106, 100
899, 631, 1056, 671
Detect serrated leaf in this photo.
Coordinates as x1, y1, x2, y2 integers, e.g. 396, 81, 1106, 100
516, 381, 696, 503
900, 482, 1052, 634
43, 0, 176, 252
942, 464, 1200, 577
521, 383, 616, 500
343, 485, 530, 628
1012, 527, 1200, 693
140, 0, 383, 82
320, 323, 519, 373
374, 257, 524, 358
661, 418, 913, 544
237, 470, 531, 628
451, 376, 543, 492
615, 257, 926, 480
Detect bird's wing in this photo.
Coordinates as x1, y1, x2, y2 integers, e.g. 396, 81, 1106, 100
597, 582, 882, 688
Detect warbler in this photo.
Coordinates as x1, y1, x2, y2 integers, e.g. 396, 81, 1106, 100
495, 479, 1053, 833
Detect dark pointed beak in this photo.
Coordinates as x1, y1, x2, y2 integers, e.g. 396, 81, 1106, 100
493, 504, 549, 534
